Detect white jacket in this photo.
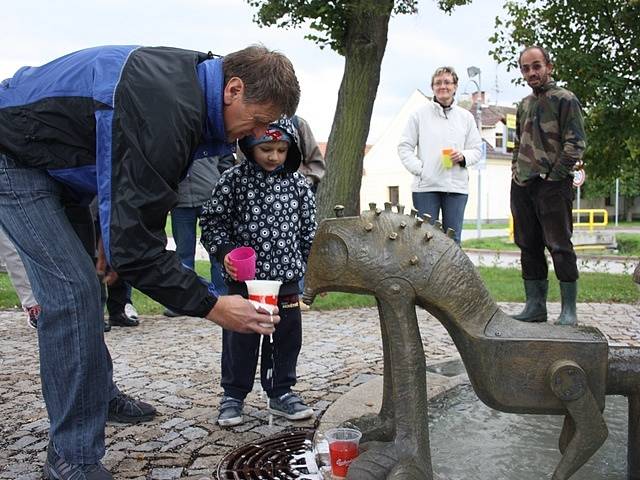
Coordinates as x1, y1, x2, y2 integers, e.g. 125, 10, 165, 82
398, 100, 482, 194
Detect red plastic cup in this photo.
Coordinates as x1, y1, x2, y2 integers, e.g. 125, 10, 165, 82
228, 246, 256, 281
325, 427, 362, 477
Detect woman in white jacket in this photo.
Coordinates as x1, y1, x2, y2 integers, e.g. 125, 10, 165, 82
398, 66, 482, 244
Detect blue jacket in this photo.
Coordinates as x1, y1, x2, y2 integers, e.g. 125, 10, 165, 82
0, 45, 234, 316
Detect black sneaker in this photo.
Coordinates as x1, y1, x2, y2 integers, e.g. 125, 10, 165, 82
217, 396, 244, 427
163, 308, 181, 317
108, 312, 139, 327
268, 392, 314, 420
44, 441, 112, 479
103, 320, 111, 333
107, 392, 156, 424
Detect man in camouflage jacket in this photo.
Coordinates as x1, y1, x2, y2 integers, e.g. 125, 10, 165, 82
510, 45, 586, 326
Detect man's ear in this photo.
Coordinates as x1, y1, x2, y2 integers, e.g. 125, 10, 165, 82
223, 77, 244, 105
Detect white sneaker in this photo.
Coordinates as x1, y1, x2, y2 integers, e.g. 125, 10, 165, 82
124, 303, 138, 320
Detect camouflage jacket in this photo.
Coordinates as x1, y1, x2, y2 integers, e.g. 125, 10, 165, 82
512, 80, 586, 184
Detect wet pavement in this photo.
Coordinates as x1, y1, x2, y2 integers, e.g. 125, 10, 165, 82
1, 301, 639, 479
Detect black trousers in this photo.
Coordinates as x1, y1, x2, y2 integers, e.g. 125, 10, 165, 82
510, 177, 578, 282
221, 293, 302, 400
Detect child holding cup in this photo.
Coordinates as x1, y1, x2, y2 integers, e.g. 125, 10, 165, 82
200, 117, 317, 427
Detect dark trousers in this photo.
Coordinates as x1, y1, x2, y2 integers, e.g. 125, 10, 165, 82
105, 280, 131, 316
221, 294, 302, 399
510, 177, 578, 282
412, 191, 468, 244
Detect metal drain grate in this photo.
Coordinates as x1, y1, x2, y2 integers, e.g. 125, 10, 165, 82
216, 427, 320, 479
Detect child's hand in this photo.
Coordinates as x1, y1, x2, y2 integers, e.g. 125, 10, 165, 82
224, 253, 239, 281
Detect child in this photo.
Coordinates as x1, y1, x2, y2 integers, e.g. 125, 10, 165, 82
200, 117, 317, 427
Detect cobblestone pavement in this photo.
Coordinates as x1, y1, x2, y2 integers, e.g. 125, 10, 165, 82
1, 302, 639, 479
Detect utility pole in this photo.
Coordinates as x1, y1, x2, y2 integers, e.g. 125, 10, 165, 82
467, 66, 482, 239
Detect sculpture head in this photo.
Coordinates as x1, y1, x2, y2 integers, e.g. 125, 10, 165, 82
303, 203, 457, 304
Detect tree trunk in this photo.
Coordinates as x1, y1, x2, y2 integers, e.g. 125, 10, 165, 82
625, 196, 634, 222
316, 0, 394, 220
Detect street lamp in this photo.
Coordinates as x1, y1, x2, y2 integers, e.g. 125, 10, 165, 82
467, 66, 482, 239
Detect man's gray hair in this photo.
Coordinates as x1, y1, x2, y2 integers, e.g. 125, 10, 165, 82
223, 44, 300, 117
431, 66, 459, 86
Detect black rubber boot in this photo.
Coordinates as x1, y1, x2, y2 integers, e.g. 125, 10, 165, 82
555, 281, 578, 326
512, 279, 548, 323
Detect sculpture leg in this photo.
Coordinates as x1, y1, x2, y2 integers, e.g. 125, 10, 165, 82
347, 303, 395, 443
630, 393, 640, 480
346, 278, 432, 480
558, 416, 575, 455
548, 360, 608, 480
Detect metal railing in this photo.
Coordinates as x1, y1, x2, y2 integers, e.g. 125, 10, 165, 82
573, 209, 608, 231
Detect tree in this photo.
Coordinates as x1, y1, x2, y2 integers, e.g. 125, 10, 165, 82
247, 0, 471, 219
489, 0, 640, 218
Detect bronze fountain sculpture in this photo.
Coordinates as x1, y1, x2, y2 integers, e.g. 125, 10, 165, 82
302, 203, 640, 480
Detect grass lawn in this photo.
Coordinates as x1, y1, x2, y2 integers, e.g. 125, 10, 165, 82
2, 264, 637, 314
462, 232, 640, 257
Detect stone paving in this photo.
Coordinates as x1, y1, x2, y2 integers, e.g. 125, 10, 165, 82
1, 302, 639, 479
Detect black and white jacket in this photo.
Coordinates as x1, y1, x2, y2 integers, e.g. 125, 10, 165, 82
200, 159, 316, 296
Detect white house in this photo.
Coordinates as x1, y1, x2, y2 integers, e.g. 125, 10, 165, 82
360, 89, 517, 222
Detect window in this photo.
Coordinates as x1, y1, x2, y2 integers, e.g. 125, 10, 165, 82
388, 186, 399, 206
495, 132, 504, 149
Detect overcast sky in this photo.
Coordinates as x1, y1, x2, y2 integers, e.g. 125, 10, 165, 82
1, 0, 530, 143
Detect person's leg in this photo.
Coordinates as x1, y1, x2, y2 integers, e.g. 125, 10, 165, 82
510, 179, 548, 322
266, 294, 312, 420
265, 294, 302, 398
65, 203, 152, 418
106, 280, 128, 316
170, 207, 198, 270
220, 330, 260, 400
0, 227, 37, 308
536, 178, 578, 283
536, 177, 579, 325
209, 258, 228, 295
0, 155, 108, 463
412, 191, 442, 224
441, 193, 468, 244
106, 279, 138, 326
511, 179, 548, 280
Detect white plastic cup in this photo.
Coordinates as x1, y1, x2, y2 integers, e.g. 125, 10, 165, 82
246, 280, 282, 327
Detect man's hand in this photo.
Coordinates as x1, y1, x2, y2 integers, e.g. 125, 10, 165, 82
96, 237, 119, 286
206, 295, 279, 335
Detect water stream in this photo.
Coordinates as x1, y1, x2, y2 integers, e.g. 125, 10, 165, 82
428, 384, 627, 479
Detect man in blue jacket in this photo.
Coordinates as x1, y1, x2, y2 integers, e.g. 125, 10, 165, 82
0, 44, 299, 480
